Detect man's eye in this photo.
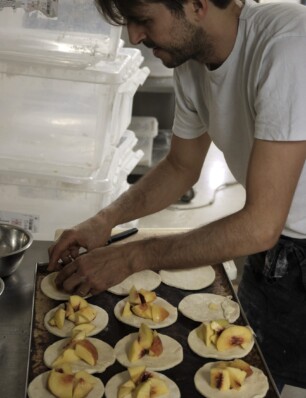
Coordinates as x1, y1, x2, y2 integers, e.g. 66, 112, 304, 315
128, 17, 150, 25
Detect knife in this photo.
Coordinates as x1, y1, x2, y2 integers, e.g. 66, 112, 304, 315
78, 227, 139, 255
107, 227, 138, 245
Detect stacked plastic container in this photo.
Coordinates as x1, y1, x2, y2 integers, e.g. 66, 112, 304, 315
0, 1, 149, 239
129, 116, 159, 168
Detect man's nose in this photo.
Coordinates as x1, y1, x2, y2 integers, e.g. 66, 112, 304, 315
127, 23, 146, 45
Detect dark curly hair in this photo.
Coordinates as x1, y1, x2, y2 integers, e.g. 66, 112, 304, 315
95, 0, 232, 25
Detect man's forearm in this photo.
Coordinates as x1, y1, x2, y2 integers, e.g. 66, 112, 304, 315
97, 155, 199, 227
132, 207, 278, 274
135, 139, 306, 272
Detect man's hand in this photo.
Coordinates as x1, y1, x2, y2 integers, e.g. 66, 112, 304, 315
48, 214, 113, 272
53, 241, 145, 296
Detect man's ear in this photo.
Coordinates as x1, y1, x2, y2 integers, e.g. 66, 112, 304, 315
192, 0, 208, 19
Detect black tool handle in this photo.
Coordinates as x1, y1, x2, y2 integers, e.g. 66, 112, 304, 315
107, 227, 138, 245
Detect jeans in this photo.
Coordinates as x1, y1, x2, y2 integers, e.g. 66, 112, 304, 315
238, 235, 306, 391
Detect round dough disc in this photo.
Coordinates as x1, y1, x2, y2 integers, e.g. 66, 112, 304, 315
105, 370, 181, 398
44, 303, 108, 337
114, 332, 183, 371
114, 297, 178, 329
179, 293, 240, 323
159, 266, 215, 290
194, 362, 269, 398
27, 371, 104, 398
41, 272, 91, 301
107, 270, 161, 295
44, 337, 115, 373
188, 325, 254, 360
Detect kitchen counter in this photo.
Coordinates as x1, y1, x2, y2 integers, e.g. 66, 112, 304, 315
0, 240, 50, 398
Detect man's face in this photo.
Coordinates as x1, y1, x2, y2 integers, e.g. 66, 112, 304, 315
126, 2, 215, 68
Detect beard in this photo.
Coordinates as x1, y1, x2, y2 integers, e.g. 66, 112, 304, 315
143, 18, 215, 68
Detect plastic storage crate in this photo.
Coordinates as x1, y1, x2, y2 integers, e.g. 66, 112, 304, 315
0, 48, 149, 180
0, 0, 122, 66
129, 116, 158, 167
0, 130, 143, 239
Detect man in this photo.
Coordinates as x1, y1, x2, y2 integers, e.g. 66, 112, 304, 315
48, 0, 306, 391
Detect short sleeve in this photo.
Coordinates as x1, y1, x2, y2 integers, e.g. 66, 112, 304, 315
172, 67, 208, 139
255, 36, 306, 141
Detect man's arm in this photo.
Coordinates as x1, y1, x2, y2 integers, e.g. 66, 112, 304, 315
53, 138, 306, 295
138, 139, 306, 271
48, 132, 211, 269
97, 132, 212, 227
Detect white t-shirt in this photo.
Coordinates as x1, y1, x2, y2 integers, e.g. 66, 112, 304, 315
173, 0, 306, 239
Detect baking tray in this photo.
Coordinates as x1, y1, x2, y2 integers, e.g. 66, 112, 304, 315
26, 262, 280, 398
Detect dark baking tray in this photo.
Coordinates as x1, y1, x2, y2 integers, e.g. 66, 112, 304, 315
26, 263, 280, 398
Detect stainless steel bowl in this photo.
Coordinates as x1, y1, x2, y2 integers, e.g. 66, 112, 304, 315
0, 223, 33, 278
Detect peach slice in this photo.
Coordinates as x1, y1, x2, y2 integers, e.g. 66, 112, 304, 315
74, 370, 97, 384
48, 368, 74, 398
216, 325, 253, 352
210, 367, 231, 391
150, 377, 169, 397
129, 286, 142, 305
71, 330, 86, 342
74, 314, 90, 325
67, 312, 77, 323
210, 319, 230, 333
118, 380, 136, 398
52, 348, 80, 367
75, 306, 97, 323
227, 366, 247, 390
131, 303, 153, 320
48, 365, 97, 398
73, 371, 96, 398
138, 323, 154, 350
138, 289, 157, 304
198, 322, 215, 347
122, 301, 133, 317
58, 363, 74, 375
69, 295, 89, 311
229, 358, 253, 377
133, 379, 151, 398
65, 302, 75, 319
151, 304, 169, 323
128, 366, 146, 384
48, 317, 56, 327
148, 331, 163, 357
122, 367, 171, 398
72, 323, 95, 336
53, 307, 66, 329
74, 340, 98, 366
209, 359, 254, 391
128, 338, 146, 362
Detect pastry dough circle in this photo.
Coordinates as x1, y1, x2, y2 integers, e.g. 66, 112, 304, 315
159, 265, 215, 290
44, 303, 108, 337
188, 324, 254, 360
114, 297, 178, 329
114, 332, 183, 370
107, 270, 161, 295
27, 371, 104, 398
41, 272, 90, 301
179, 293, 240, 323
105, 370, 181, 398
44, 337, 115, 373
194, 362, 269, 398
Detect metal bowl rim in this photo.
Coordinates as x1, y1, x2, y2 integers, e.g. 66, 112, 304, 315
0, 223, 34, 258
